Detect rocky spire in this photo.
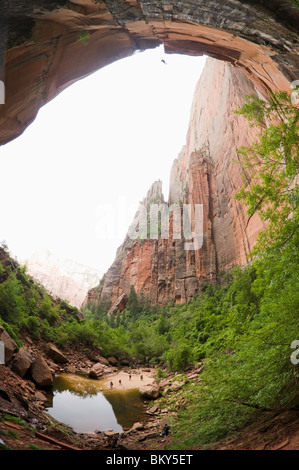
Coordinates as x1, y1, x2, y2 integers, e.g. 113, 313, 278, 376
85, 58, 266, 309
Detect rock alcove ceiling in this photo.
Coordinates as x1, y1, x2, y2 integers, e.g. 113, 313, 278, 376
0, 0, 298, 145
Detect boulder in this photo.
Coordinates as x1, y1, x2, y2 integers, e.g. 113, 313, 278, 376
104, 430, 120, 446
104, 431, 119, 437
0, 326, 17, 363
30, 355, 53, 388
107, 356, 118, 366
45, 343, 68, 364
35, 391, 47, 402
139, 382, 161, 400
12, 347, 33, 378
147, 405, 159, 414
128, 422, 144, 433
89, 362, 105, 379
120, 358, 130, 366
107, 293, 128, 317
169, 381, 185, 392
97, 356, 109, 366
158, 378, 171, 389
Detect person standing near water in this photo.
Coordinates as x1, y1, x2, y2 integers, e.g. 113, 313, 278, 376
161, 424, 170, 437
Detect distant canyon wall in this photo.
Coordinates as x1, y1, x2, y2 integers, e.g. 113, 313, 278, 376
85, 57, 266, 310
24, 250, 102, 308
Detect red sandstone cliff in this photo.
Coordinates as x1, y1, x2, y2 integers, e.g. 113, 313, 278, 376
1, 1, 298, 146
85, 58, 266, 310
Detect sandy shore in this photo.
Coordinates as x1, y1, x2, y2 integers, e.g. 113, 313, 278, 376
101, 369, 155, 391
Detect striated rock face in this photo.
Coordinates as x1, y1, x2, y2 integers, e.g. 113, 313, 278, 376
24, 250, 103, 308
168, 58, 266, 275
107, 294, 128, 317
45, 343, 68, 364
1, 0, 298, 145
12, 348, 33, 379
85, 58, 266, 308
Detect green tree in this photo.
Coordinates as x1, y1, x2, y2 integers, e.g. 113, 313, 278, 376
0, 272, 27, 325
127, 285, 139, 320
234, 91, 299, 253
157, 312, 168, 335
0, 263, 4, 282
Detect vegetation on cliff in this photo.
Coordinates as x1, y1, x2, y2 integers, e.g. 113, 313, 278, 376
83, 90, 299, 446
0, 245, 84, 348
168, 91, 299, 447
0, 91, 298, 449
234, 90, 299, 253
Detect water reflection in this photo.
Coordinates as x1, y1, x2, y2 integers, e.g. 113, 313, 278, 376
46, 373, 145, 434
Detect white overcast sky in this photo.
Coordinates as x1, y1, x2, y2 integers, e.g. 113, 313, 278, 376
0, 46, 206, 273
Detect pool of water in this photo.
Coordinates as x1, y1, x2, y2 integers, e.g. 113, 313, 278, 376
45, 373, 146, 434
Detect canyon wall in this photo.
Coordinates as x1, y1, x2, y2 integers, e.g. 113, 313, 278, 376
24, 250, 102, 308
1, 1, 298, 145
85, 57, 266, 310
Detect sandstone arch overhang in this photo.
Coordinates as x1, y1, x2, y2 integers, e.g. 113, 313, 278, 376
0, 0, 298, 145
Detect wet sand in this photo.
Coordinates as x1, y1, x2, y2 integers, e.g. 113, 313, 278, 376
102, 369, 155, 391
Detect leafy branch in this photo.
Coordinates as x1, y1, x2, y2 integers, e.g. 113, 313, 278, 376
234, 91, 299, 254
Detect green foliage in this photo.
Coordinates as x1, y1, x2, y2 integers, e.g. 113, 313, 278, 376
168, 240, 299, 448
39, 295, 59, 325
234, 91, 299, 254
167, 91, 299, 448
0, 272, 26, 325
77, 31, 90, 46
0, 89, 297, 448
0, 249, 81, 346
166, 341, 194, 371
127, 285, 139, 321
0, 263, 4, 282
55, 320, 97, 349
85, 298, 108, 322
1, 234, 297, 449
25, 316, 41, 341
154, 368, 168, 382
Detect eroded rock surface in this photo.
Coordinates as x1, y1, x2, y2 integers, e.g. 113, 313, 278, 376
45, 343, 68, 364
1, 0, 298, 145
139, 382, 162, 400
30, 355, 53, 389
12, 347, 33, 378
85, 58, 266, 307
